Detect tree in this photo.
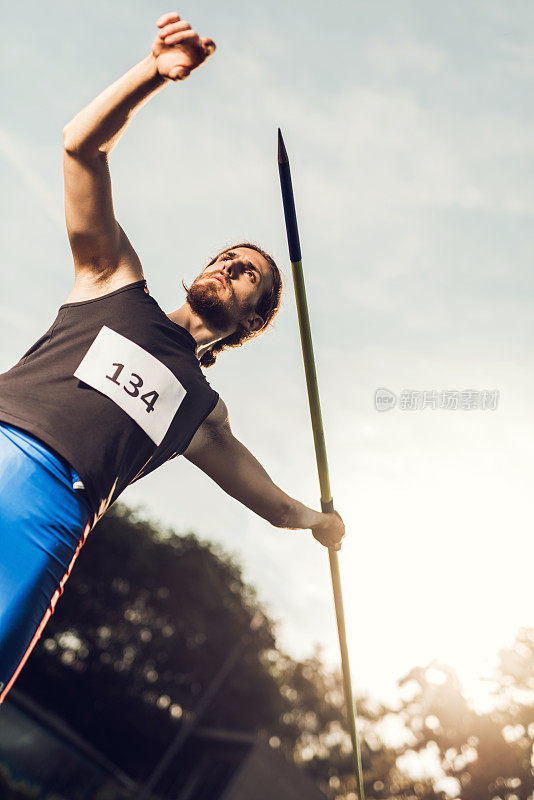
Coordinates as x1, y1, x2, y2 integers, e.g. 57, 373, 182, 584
395, 632, 534, 800
16, 504, 361, 793
18, 504, 283, 780
19, 502, 480, 799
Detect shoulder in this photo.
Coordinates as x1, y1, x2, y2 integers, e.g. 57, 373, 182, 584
183, 397, 230, 460
63, 268, 147, 305
201, 397, 229, 432
63, 226, 145, 304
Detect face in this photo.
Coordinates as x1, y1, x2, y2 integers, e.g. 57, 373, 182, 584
187, 247, 274, 334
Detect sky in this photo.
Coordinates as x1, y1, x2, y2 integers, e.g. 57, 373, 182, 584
1, 0, 533, 706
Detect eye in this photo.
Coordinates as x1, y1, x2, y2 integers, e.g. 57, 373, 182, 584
246, 268, 256, 281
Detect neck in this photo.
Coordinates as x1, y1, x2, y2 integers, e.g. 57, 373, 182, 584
167, 303, 234, 359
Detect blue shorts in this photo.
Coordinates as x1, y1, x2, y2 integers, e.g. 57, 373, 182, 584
0, 423, 92, 704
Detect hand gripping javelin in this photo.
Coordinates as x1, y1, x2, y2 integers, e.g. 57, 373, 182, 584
277, 129, 365, 800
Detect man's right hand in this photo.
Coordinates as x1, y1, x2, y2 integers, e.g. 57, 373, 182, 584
152, 12, 216, 81
311, 510, 346, 551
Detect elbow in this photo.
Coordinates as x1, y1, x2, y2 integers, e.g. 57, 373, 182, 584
62, 125, 103, 160
62, 124, 78, 154
268, 494, 293, 529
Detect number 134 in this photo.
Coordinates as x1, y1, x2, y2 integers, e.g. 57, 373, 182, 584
105, 362, 159, 413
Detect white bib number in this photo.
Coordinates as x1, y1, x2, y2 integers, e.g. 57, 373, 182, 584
74, 326, 187, 445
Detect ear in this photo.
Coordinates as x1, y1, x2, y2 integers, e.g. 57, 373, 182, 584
242, 313, 264, 334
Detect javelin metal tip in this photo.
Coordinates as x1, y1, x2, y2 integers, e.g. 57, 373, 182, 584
277, 128, 289, 165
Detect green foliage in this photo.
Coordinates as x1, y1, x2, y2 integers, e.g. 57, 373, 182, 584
0, 763, 55, 800
15, 502, 534, 800
393, 630, 534, 800
16, 504, 348, 787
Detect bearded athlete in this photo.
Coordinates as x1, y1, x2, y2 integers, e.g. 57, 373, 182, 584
0, 12, 345, 703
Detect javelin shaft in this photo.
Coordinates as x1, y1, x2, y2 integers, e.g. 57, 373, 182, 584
277, 129, 365, 800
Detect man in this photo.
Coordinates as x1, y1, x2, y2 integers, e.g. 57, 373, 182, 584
0, 12, 344, 703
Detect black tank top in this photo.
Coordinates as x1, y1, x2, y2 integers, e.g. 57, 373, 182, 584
0, 280, 219, 526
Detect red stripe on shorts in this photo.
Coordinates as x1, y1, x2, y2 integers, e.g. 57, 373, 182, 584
0, 520, 92, 705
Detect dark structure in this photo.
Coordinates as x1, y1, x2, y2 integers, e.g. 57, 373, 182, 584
0, 689, 328, 800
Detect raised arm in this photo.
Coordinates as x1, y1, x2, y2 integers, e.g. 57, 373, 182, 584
62, 12, 215, 290
184, 399, 345, 550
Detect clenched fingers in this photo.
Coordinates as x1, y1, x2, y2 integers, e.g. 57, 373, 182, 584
156, 11, 181, 28
159, 19, 191, 42
157, 18, 215, 59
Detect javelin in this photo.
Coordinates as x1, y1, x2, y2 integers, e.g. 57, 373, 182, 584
277, 129, 365, 800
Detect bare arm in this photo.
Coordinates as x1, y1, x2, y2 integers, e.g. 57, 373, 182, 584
62, 56, 164, 284
62, 12, 215, 286
184, 399, 345, 550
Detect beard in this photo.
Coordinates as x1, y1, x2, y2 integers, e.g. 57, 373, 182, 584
186, 276, 240, 332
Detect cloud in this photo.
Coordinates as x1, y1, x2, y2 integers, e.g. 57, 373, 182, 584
364, 37, 447, 76
0, 122, 64, 231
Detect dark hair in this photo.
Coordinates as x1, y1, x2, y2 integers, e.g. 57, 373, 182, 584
197, 243, 283, 368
